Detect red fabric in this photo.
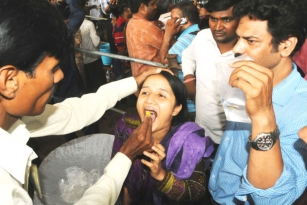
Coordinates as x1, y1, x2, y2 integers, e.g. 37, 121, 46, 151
113, 16, 127, 52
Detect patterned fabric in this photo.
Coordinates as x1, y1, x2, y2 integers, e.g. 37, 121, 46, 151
113, 15, 127, 52
126, 14, 164, 76
169, 24, 199, 64
112, 109, 214, 204
169, 24, 199, 114
209, 64, 307, 204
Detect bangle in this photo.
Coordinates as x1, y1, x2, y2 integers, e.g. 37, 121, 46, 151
183, 78, 195, 83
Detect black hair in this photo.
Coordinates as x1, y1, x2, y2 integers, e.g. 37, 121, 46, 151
233, 0, 307, 55
172, 2, 199, 25
153, 0, 171, 20
110, 0, 130, 18
154, 71, 189, 126
0, 0, 74, 77
205, 0, 243, 13
130, 0, 151, 14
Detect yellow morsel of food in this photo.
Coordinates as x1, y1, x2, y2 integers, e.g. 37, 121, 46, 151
146, 110, 151, 116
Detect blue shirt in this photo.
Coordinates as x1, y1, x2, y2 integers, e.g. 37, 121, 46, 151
209, 64, 307, 204
169, 24, 199, 64
169, 24, 199, 113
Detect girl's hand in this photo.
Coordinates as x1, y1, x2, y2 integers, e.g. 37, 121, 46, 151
141, 144, 166, 181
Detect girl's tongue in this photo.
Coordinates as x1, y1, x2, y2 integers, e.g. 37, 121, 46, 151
145, 109, 157, 122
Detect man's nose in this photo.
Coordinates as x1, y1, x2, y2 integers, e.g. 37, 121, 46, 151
233, 38, 245, 55
215, 20, 222, 30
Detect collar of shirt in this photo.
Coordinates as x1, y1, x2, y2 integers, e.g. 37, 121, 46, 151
132, 13, 148, 21
179, 24, 199, 38
202, 28, 234, 57
0, 120, 37, 184
273, 63, 302, 107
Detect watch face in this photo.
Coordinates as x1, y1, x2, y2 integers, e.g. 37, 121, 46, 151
256, 134, 273, 150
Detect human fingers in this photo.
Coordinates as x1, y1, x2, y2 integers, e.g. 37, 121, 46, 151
229, 63, 273, 95
143, 150, 160, 162
142, 116, 154, 149
230, 60, 272, 76
110, 0, 118, 5
134, 67, 173, 87
141, 159, 154, 169
153, 144, 165, 152
152, 145, 166, 160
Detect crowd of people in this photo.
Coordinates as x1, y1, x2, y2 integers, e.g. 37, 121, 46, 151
0, 0, 307, 204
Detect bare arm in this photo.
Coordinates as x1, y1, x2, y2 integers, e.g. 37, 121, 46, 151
183, 74, 196, 101
158, 18, 181, 64
229, 60, 283, 189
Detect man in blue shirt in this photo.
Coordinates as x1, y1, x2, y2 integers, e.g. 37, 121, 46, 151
209, 0, 307, 204
163, 1, 200, 119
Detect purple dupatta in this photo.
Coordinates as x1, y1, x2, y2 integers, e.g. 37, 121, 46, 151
112, 110, 214, 204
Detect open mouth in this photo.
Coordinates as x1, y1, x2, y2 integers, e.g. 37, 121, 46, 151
145, 108, 157, 122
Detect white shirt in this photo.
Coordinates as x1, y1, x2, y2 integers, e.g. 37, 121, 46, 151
182, 29, 234, 143
88, 0, 102, 17
0, 77, 137, 205
80, 19, 101, 64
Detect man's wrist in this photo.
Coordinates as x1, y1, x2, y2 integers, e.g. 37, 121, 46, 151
119, 146, 134, 161
250, 109, 276, 138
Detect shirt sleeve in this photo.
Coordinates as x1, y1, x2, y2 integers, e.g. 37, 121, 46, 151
235, 134, 307, 204
168, 35, 192, 64
89, 22, 100, 47
74, 152, 132, 205
144, 23, 164, 50
181, 38, 197, 77
23, 77, 137, 137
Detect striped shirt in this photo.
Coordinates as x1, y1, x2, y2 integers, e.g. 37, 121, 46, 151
113, 15, 127, 52
126, 14, 164, 76
209, 64, 307, 204
169, 24, 199, 64
169, 24, 199, 113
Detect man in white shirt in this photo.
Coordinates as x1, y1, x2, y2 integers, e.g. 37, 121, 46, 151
182, 0, 242, 144
0, 0, 167, 204
87, 0, 104, 41
80, 15, 107, 92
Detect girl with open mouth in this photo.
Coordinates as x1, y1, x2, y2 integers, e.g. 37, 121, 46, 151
112, 71, 214, 205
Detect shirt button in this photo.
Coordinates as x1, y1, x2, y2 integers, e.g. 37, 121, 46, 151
212, 175, 215, 178
242, 197, 247, 201
218, 157, 222, 160
210, 190, 213, 193
226, 137, 230, 141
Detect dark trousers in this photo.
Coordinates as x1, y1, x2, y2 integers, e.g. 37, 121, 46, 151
84, 58, 107, 93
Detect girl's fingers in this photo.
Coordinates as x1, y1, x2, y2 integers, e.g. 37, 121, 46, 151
143, 151, 159, 162
152, 145, 166, 159
141, 159, 153, 168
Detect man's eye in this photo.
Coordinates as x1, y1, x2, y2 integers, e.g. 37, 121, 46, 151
159, 94, 165, 98
223, 18, 230, 22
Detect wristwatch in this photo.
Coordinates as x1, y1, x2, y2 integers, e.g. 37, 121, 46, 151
248, 127, 280, 151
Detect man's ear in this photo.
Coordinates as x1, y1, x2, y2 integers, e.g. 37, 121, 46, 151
172, 104, 182, 116
279, 37, 298, 57
140, 2, 147, 12
0, 66, 18, 99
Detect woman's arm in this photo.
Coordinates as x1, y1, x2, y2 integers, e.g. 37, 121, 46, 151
156, 158, 207, 202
